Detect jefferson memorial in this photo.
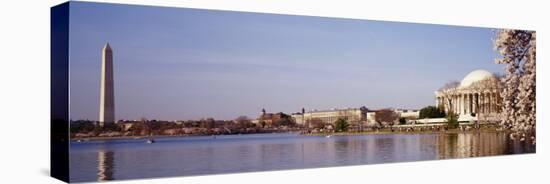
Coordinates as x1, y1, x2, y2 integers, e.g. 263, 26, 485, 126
435, 70, 502, 122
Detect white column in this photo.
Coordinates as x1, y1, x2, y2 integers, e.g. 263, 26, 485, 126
473, 93, 476, 114
487, 92, 493, 114
482, 93, 486, 114
487, 92, 492, 113
443, 97, 447, 112
454, 95, 458, 113
456, 94, 462, 114
473, 93, 478, 114
449, 95, 456, 112
484, 92, 488, 114
487, 92, 493, 113
493, 92, 499, 113
477, 93, 483, 113
480, 93, 484, 114
451, 96, 454, 113
480, 93, 483, 114
448, 96, 451, 113
452, 95, 456, 114
497, 92, 501, 112
461, 94, 465, 115
450, 95, 453, 113
466, 93, 470, 114
464, 93, 470, 114
458, 94, 462, 115
459, 94, 463, 115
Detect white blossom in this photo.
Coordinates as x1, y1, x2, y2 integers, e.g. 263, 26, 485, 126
493, 29, 536, 139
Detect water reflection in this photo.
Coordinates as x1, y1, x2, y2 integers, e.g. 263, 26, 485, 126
97, 150, 114, 181
437, 132, 535, 159
69, 132, 535, 182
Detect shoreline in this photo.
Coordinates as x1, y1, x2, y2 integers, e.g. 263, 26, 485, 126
71, 128, 505, 141
303, 128, 505, 137
70, 131, 302, 141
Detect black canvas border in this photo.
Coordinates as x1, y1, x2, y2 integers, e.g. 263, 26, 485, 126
51, 1, 70, 183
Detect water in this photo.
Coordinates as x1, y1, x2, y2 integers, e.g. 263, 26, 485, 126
69, 132, 535, 182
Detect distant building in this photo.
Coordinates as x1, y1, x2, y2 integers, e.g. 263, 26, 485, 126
366, 111, 377, 126
364, 108, 417, 126
290, 113, 305, 125
258, 111, 292, 127
290, 108, 306, 125
394, 109, 420, 119
292, 107, 369, 126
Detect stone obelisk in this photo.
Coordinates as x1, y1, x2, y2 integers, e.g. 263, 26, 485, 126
99, 43, 115, 127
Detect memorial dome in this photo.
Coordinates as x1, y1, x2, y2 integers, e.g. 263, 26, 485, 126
459, 69, 496, 88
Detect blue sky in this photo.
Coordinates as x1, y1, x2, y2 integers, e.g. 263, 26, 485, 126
68, 2, 503, 121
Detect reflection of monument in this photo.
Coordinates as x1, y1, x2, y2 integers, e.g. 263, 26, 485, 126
436, 133, 507, 159
99, 43, 115, 126
97, 150, 115, 181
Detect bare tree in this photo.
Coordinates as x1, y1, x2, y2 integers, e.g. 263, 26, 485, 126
235, 116, 253, 129
375, 109, 399, 128
307, 118, 325, 129
200, 118, 216, 129
437, 81, 460, 114
438, 80, 460, 91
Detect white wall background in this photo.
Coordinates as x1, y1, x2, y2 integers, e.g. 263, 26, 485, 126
0, 0, 547, 183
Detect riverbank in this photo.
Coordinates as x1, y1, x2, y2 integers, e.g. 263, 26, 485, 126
70, 131, 302, 141
72, 134, 186, 141
71, 127, 505, 141
303, 127, 505, 137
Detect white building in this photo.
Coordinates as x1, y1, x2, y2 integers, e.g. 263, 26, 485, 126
435, 70, 502, 122
394, 109, 420, 119
291, 107, 369, 126
292, 107, 421, 127
366, 111, 377, 126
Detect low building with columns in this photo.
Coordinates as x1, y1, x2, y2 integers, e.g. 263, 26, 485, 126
435, 70, 502, 122
291, 107, 369, 126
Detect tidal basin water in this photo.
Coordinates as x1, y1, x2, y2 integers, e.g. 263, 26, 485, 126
69, 132, 535, 182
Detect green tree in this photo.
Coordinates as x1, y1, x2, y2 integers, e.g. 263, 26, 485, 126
446, 112, 459, 129
419, 106, 446, 119
334, 118, 349, 132
70, 120, 96, 134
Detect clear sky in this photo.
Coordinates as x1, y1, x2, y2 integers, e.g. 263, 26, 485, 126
68, 2, 503, 121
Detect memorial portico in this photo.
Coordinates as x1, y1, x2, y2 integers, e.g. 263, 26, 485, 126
435, 70, 502, 121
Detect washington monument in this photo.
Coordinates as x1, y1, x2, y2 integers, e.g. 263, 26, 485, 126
99, 43, 115, 126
